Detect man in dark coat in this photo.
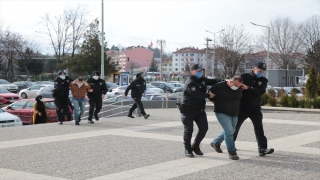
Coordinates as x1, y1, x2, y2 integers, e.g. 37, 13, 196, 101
124, 73, 150, 119
52, 70, 72, 125
86, 71, 107, 122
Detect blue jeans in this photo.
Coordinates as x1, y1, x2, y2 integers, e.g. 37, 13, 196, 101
72, 97, 86, 122
212, 113, 238, 153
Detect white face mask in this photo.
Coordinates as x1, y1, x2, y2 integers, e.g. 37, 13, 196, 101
59, 75, 66, 80
40, 99, 43, 102
230, 85, 239, 90
93, 76, 99, 80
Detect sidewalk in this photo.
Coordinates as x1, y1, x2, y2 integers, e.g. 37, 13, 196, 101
0, 108, 319, 180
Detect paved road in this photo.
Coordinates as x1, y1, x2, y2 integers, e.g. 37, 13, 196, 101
0, 108, 319, 180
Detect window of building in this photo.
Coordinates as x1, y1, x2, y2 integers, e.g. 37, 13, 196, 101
181, 54, 184, 56
190, 54, 194, 56
175, 54, 178, 56
175, 68, 178, 71
181, 58, 184, 61
175, 58, 178, 61
169, 68, 171, 71
186, 54, 188, 56
165, 64, 167, 66
182, 68, 184, 71
190, 58, 194, 61
175, 63, 178, 66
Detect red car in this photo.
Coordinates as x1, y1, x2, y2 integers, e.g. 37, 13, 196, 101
3, 98, 73, 125
0, 88, 19, 105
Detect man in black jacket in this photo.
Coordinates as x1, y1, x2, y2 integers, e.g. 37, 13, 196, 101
124, 73, 150, 119
233, 62, 274, 156
53, 70, 73, 125
86, 71, 107, 123
180, 64, 218, 158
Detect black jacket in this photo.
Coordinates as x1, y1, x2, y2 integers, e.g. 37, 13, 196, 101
240, 71, 268, 108
53, 76, 73, 98
125, 79, 146, 98
182, 76, 220, 110
86, 78, 107, 98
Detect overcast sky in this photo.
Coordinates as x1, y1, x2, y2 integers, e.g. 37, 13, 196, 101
0, 0, 319, 55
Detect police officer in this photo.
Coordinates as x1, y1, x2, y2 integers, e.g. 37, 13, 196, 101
86, 71, 107, 123
180, 64, 218, 158
233, 62, 274, 156
53, 70, 73, 125
125, 73, 150, 119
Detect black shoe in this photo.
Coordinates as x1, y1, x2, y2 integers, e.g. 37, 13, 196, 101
229, 151, 239, 160
210, 142, 223, 153
78, 116, 81, 122
185, 146, 194, 158
127, 114, 135, 118
75, 121, 80, 125
88, 120, 94, 124
259, 148, 274, 156
59, 122, 63, 125
143, 114, 150, 119
191, 143, 203, 155
94, 114, 99, 121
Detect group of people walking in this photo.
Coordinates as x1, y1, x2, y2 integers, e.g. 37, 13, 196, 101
180, 62, 274, 160
32, 71, 108, 125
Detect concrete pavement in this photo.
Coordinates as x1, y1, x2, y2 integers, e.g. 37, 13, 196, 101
0, 107, 319, 180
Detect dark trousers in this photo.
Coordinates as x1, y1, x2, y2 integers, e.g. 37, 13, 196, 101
88, 97, 103, 119
129, 97, 146, 115
233, 106, 268, 149
181, 110, 208, 147
54, 98, 69, 122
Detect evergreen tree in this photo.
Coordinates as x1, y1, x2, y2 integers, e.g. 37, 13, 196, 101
305, 66, 318, 99
59, 19, 119, 77
0, 56, 3, 72
305, 40, 320, 74
149, 59, 158, 72
185, 64, 190, 72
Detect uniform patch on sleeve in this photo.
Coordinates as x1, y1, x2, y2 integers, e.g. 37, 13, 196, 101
258, 81, 262, 86
100, 82, 102, 85
191, 86, 196, 91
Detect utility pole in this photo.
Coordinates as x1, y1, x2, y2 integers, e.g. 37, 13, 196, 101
206, 29, 225, 77
205, 38, 212, 77
157, 39, 165, 80
101, 0, 105, 80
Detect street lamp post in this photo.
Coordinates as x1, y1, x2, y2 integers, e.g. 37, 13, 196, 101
250, 22, 270, 80
205, 29, 225, 77
205, 38, 212, 77
101, 0, 105, 80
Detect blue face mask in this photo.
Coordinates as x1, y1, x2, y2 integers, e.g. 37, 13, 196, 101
255, 72, 263, 78
195, 71, 203, 79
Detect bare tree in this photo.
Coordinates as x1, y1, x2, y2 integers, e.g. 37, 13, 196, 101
215, 25, 252, 77
38, 5, 91, 63
258, 17, 305, 69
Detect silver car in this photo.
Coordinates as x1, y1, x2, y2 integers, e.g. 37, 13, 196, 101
0, 79, 19, 93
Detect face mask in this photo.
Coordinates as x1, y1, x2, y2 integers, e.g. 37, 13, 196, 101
230, 86, 239, 90
195, 71, 203, 79
59, 76, 65, 80
93, 76, 99, 80
40, 99, 43, 102
255, 72, 263, 78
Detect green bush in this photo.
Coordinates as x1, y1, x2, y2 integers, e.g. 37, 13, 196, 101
290, 88, 301, 95
268, 97, 277, 106
299, 99, 306, 108
261, 93, 269, 106
313, 97, 320, 109
277, 88, 287, 98
288, 95, 299, 108
279, 95, 289, 107
305, 99, 313, 108
267, 89, 276, 98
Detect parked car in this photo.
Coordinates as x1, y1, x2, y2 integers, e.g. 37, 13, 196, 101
19, 85, 51, 99
167, 82, 184, 92
33, 81, 54, 86
13, 81, 34, 91
150, 82, 177, 93
146, 84, 165, 94
104, 96, 149, 103
0, 88, 20, 105
0, 108, 23, 128
111, 85, 158, 95
145, 94, 182, 101
106, 82, 119, 92
2, 98, 72, 125
0, 79, 19, 93
37, 85, 55, 98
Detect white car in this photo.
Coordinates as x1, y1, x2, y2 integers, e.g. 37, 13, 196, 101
19, 85, 51, 99
111, 85, 159, 95
0, 108, 23, 128
0, 79, 19, 93
146, 84, 164, 94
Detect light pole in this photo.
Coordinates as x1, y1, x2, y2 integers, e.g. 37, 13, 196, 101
250, 22, 270, 80
101, 0, 105, 80
205, 38, 212, 77
205, 29, 225, 77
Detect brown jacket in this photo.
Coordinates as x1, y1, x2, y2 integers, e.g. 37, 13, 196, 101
32, 102, 50, 124
69, 80, 91, 98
